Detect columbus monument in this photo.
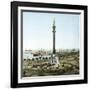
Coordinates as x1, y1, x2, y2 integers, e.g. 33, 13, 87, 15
52, 18, 56, 54
50, 18, 60, 66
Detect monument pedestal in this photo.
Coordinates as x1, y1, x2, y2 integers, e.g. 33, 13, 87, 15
50, 54, 60, 67
50, 18, 60, 67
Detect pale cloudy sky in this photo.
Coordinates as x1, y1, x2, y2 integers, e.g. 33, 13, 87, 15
23, 11, 80, 50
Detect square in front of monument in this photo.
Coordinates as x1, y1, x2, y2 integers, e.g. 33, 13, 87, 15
11, 1, 87, 88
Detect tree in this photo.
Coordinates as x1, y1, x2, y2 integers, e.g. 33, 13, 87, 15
32, 58, 34, 61
39, 57, 41, 60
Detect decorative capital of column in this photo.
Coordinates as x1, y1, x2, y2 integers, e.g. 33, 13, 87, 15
52, 30, 56, 32
52, 18, 56, 32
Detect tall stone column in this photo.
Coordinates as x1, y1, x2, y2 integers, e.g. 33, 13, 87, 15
52, 18, 56, 54
51, 18, 60, 66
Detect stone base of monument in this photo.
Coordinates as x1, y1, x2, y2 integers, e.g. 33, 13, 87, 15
49, 54, 60, 67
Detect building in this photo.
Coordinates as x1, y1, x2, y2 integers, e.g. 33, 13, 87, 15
23, 18, 60, 66
23, 50, 33, 60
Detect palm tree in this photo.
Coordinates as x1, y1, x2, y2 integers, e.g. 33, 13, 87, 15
42, 57, 45, 60
32, 58, 34, 61
46, 57, 48, 60
36, 58, 38, 60
39, 57, 41, 60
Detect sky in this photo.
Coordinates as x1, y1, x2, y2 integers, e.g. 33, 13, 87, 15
23, 11, 80, 50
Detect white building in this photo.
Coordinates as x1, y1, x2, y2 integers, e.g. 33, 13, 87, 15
23, 50, 33, 59
23, 50, 60, 67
